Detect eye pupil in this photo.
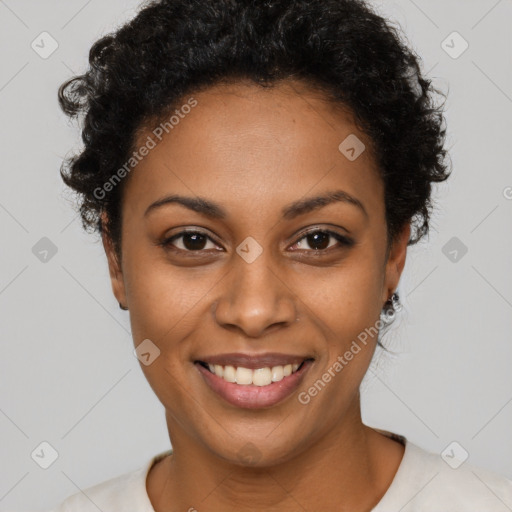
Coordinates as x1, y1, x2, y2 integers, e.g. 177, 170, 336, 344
183, 233, 207, 250
307, 231, 330, 250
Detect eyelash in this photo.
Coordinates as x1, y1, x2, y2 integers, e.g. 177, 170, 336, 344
159, 228, 353, 255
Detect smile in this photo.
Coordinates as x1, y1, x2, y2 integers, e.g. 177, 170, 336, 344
198, 361, 303, 386
194, 353, 314, 409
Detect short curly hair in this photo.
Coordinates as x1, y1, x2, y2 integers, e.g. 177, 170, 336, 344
58, 0, 451, 264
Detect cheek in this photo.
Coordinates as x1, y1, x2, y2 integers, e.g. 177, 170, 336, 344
123, 247, 218, 346
305, 253, 384, 338
123, 258, 208, 415
302, 252, 384, 390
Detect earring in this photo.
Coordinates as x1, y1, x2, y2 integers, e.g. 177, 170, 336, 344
389, 292, 401, 311
119, 302, 128, 311
381, 292, 401, 323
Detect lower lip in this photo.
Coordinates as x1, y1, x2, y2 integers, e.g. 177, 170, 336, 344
196, 361, 313, 409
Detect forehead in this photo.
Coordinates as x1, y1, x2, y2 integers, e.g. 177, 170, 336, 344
123, 79, 383, 221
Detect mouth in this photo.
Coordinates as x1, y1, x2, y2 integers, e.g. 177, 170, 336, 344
196, 360, 307, 385
194, 353, 314, 409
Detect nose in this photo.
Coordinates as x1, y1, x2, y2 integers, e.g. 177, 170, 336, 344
212, 251, 298, 338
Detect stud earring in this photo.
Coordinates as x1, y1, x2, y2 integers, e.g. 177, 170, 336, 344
381, 292, 401, 323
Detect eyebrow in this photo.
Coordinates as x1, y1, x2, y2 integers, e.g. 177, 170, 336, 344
144, 189, 368, 220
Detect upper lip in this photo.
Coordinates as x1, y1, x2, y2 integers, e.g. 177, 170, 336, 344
195, 352, 313, 369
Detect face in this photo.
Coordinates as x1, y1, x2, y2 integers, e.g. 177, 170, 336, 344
103, 79, 409, 466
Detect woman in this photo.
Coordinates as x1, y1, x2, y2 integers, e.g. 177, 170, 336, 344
52, 0, 512, 510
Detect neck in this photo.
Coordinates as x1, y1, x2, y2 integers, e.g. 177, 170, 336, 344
148, 400, 404, 512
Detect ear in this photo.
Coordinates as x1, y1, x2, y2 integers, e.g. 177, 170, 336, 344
382, 222, 410, 304
101, 211, 128, 308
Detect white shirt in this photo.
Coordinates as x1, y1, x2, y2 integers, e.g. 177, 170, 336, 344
50, 431, 512, 511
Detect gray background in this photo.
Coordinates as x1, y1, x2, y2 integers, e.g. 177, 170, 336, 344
0, 0, 511, 510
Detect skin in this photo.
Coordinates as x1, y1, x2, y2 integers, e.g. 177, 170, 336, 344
102, 78, 410, 511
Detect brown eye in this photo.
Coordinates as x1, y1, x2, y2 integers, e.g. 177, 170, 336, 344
290, 229, 353, 252
160, 230, 220, 253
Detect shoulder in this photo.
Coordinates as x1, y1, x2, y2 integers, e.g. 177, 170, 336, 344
49, 467, 147, 511
49, 451, 170, 511
408, 443, 512, 507
374, 437, 512, 512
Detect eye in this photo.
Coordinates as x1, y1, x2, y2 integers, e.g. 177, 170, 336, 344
159, 230, 222, 253
289, 228, 353, 253
159, 227, 353, 255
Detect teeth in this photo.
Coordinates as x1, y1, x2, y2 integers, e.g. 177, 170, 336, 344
253, 368, 272, 386
223, 365, 236, 382
271, 365, 283, 382
235, 367, 253, 385
204, 362, 303, 386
